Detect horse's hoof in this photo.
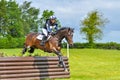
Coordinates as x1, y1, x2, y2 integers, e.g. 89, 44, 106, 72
58, 64, 63, 67
64, 69, 68, 72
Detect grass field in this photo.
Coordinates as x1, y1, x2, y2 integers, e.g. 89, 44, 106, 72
0, 48, 120, 80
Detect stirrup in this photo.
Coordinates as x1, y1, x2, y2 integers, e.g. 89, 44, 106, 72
40, 41, 45, 46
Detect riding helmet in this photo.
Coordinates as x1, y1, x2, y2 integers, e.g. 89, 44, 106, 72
49, 15, 56, 19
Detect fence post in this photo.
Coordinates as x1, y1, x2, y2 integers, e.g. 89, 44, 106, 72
67, 43, 69, 58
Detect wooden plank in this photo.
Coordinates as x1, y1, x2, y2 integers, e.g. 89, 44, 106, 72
0, 61, 68, 66
0, 72, 70, 78
0, 65, 69, 70
0, 75, 70, 80
0, 68, 69, 74
0, 57, 68, 62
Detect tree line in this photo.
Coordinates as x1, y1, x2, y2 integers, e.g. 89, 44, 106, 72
62, 42, 120, 50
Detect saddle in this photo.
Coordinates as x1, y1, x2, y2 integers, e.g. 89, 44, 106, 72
36, 34, 52, 41
36, 32, 56, 40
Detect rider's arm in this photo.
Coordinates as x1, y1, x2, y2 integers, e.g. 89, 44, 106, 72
55, 24, 58, 31
46, 22, 51, 33
45, 20, 51, 33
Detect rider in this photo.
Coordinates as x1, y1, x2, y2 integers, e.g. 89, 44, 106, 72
40, 15, 58, 46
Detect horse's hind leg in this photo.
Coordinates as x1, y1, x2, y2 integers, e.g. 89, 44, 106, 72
28, 47, 35, 53
27, 47, 34, 56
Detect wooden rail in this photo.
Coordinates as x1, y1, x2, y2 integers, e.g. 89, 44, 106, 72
0, 56, 70, 80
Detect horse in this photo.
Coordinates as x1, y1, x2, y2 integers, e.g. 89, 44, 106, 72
22, 27, 74, 71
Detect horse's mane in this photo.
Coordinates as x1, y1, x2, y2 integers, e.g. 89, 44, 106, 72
57, 27, 71, 33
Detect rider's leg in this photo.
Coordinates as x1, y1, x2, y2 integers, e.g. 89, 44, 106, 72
40, 35, 47, 46
40, 28, 48, 46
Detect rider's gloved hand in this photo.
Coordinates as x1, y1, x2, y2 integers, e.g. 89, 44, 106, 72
52, 32, 56, 35
48, 32, 52, 35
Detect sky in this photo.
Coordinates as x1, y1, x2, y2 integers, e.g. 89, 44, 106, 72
16, 0, 120, 43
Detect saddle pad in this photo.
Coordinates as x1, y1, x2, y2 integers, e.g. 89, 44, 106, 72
36, 34, 43, 40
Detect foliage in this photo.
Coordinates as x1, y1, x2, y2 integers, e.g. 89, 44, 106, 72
80, 10, 109, 46
95, 42, 120, 50
0, 0, 7, 37
20, 1, 40, 35
0, 0, 23, 37
62, 42, 120, 50
0, 37, 25, 49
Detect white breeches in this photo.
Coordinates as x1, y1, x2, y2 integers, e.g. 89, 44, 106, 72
42, 28, 48, 36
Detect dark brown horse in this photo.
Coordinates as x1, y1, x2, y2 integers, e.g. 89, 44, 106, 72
22, 27, 74, 71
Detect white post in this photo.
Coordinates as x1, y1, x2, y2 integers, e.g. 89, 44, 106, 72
67, 43, 69, 58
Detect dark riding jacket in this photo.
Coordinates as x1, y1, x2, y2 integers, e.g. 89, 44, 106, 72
44, 19, 58, 33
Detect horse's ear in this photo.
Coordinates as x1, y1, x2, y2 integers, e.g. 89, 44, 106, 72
68, 28, 70, 31
68, 28, 74, 32
67, 28, 71, 35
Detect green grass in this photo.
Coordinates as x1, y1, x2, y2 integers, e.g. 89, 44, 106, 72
68, 49, 120, 80
0, 48, 120, 80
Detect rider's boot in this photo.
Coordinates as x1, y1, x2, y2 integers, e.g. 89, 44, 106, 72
40, 36, 47, 46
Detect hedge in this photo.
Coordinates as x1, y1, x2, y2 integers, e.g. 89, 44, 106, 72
62, 42, 120, 50
0, 37, 25, 49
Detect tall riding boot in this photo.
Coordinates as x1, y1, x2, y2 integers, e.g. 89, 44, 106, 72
40, 36, 47, 46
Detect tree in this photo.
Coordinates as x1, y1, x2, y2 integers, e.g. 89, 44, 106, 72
20, 1, 40, 35
0, 0, 7, 37
80, 10, 109, 46
0, 0, 23, 37
7, 0, 23, 37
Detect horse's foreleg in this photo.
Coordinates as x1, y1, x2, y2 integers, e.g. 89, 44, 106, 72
55, 51, 68, 72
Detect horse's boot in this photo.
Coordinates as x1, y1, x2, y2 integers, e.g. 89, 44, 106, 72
40, 36, 47, 46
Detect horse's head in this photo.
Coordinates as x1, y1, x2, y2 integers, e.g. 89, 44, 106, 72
55, 27, 74, 47
65, 28, 74, 47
